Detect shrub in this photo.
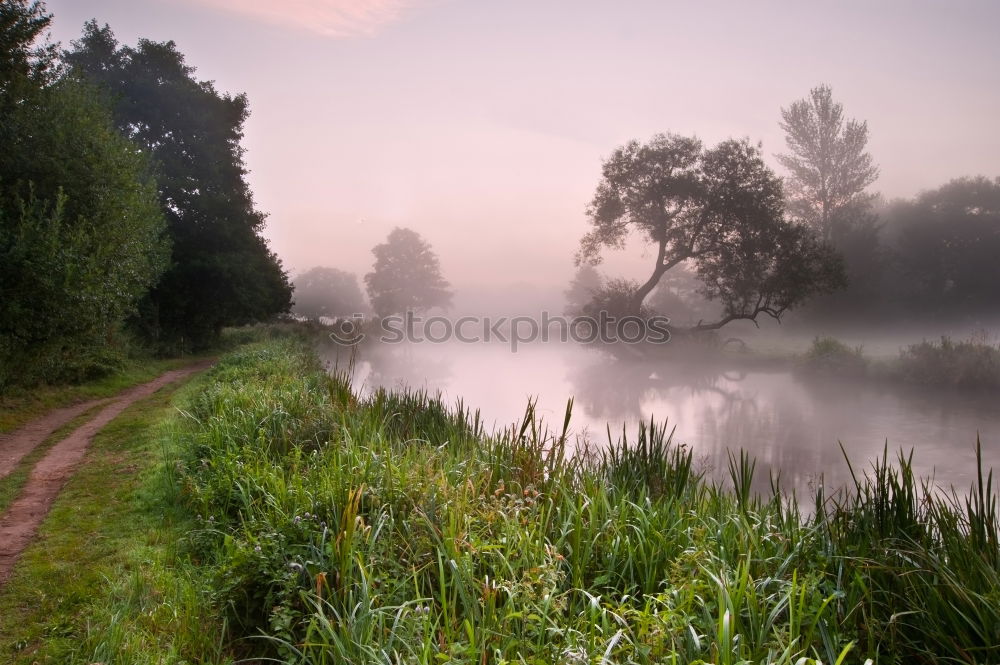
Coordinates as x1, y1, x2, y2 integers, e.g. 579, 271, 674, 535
894, 335, 1000, 389
800, 336, 868, 376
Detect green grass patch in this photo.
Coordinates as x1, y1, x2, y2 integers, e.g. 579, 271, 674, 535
0, 322, 293, 434
0, 367, 228, 664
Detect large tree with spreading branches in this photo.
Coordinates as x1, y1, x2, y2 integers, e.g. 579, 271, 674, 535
577, 134, 844, 330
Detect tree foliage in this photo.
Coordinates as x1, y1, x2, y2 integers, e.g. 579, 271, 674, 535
64, 22, 292, 348
1, 3, 168, 386
292, 267, 367, 320
364, 228, 452, 318
777, 84, 879, 240
882, 176, 1000, 317
0, 0, 55, 93
578, 134, 844, 330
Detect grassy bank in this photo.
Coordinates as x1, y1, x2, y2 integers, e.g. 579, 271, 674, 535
155, 337, 997, 663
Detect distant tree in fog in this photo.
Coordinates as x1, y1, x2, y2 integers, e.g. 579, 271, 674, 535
578, 134, 845, 331
646, 263, 714, 325
292, 267, 366, 320
564, 264, 603, 316
365, 228, 452, 317
882, 176, 1000, 317
777, 84, 879, 241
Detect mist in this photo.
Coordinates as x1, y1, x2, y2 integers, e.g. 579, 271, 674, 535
42, 0, 1000, 299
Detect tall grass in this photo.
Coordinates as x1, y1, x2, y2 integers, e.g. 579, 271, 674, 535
172, 337, 998, 664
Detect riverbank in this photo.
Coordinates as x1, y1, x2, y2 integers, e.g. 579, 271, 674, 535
95, 335, 1000, 661
4, 332, 997, 663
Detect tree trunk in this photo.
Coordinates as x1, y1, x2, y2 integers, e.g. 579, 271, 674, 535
629, 239, 682, 315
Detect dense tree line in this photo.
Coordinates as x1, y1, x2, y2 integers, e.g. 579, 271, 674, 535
571, 85, 999, 331
0, 1, 291, 388
874, 176, 1000, 322
778, 86, 999, 327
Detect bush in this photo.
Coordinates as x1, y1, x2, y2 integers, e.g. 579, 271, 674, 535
894, 335, 1000, 389
800, 336, 868, 376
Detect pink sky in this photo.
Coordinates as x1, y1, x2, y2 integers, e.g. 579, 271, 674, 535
46, 0, 1000, 303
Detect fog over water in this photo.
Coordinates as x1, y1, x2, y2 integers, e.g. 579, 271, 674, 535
321, 338, 1000, 496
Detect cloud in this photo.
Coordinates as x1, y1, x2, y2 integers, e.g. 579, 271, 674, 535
194, 0, 421, 38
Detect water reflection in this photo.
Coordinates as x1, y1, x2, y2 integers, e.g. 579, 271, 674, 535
319, 339, 998, 497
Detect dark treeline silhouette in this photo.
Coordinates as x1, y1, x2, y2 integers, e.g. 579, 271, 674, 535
0, 1, 290, 388
818, 176, 1000, 325
65, 21, 292, 349
1, 1, 167, 385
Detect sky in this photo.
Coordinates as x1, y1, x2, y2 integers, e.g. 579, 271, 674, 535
44, 0, 1000, 306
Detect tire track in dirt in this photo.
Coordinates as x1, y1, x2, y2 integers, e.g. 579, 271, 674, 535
0, 360, 214, 585
0, 399, 109, 480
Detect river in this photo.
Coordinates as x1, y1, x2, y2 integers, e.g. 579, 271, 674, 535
320, 338, 999, 497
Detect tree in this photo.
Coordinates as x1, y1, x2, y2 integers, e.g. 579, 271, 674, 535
881, 176, 1000, 318
777, 84, 879, 240
292, 267, 367, 320
578, 134, 844, 330
1, 5, 168, 386
364, 228, 452, 317
0, 0, 55, 92
646, 263, 711, 325
64, 22, 292, 348
564, 264, 603, 316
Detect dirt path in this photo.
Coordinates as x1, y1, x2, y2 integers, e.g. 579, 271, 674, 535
0, 361, 213, 585
0, 399, 109, 480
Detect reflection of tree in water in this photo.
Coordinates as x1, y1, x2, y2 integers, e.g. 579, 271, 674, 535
567, 346, 846, 496
351, 341, 453, 398
567, 348, 751, 423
